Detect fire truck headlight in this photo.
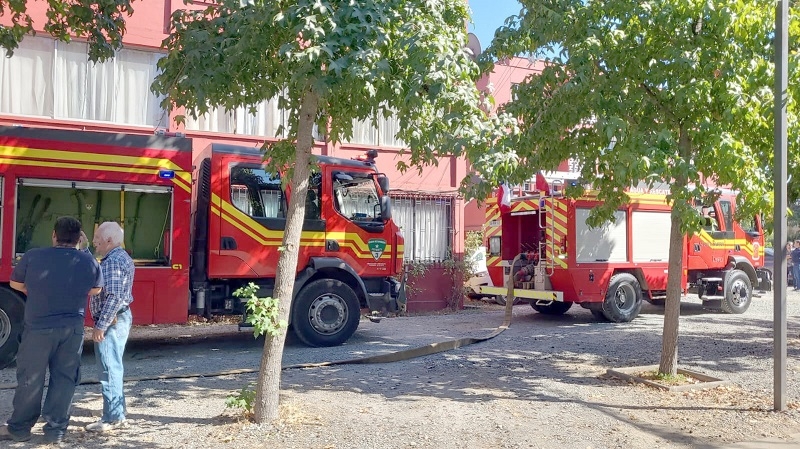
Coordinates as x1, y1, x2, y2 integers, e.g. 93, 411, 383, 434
558, 254, 566, 259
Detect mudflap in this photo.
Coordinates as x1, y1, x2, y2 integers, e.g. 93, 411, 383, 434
365, 276, 405, 315
756, 268, 773, 292
396, 273, 407, 311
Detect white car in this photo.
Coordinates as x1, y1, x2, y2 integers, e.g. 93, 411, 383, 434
466, 246, 493, 296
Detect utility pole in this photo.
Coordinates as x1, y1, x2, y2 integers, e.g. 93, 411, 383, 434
773, 0, 788, 412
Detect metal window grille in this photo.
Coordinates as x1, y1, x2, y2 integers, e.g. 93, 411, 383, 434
390, 194, 454, 262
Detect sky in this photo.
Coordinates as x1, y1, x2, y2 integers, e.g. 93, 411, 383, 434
467, 1, 523, 55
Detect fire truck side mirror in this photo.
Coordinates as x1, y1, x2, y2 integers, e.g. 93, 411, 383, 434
380, 195, 393, 221
375, 173, 390, 195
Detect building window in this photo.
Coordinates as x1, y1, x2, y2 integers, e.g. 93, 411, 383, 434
185, 95, 324, 140
390, 194, 453, 261
0, 36, 166, 127
186, 97, 285, 138
346, 109, 405, 148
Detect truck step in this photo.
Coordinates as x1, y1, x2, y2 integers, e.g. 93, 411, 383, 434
700, 277, 723, 283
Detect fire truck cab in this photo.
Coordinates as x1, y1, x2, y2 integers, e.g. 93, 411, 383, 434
482, 174, 768, 322
191, 143, 405, 346
0, 126, 405, 369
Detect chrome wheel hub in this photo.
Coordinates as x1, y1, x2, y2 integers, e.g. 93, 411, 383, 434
308, 294, 347, 335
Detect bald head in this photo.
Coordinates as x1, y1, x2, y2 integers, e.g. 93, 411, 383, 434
92, 222, 124, 257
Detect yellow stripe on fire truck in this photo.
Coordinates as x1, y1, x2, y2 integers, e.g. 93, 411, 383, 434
695, 232, 761, 258
543, 198, 569, 268
480, 286, 564, 302
212, 194, 397, 259
0, 145, 192, 193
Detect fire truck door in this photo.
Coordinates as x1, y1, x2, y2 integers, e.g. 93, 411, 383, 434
689, 204, 727, 269
226, 164, 286, 278
329, 170, 390, 274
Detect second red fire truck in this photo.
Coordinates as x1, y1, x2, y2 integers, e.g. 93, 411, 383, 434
481, 173, 769, 322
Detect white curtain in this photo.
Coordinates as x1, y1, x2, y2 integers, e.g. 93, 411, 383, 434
54, 40, 114, 121
0, 36, 54, 117
1, 36, 165, 127
348, 118, 379, 146
346, 112, 404, 148
391, 197, 416, 260
260, 190, 282, 218
186, 97, 286, 138
235, 97, 284, 137
378, 109, 404, 148
184, 106, 235, 133
391, 196, 451, 261
413, 198, 449, 260
113, 48, 164, 126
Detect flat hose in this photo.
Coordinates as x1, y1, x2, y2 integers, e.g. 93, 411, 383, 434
0, 255, 522, 389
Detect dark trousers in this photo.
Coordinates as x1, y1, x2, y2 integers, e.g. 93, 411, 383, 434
7, 324, 84, 439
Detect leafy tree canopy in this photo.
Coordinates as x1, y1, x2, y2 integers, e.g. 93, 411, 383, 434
477, 0, 799, 230
152, 0, 514, 172
0, 0, 135, 62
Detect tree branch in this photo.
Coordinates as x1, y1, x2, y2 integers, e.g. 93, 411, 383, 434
640, 82, 680, 125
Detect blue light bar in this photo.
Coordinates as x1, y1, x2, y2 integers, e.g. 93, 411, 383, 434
158, 170, 176, 179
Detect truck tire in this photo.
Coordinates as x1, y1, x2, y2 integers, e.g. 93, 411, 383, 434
721, 269, 752, 314
600, 273, 643, 323
0, 287, 24, 369
292, 279, 360, 347
531, 301, 573, 315
494, 295, 521, 306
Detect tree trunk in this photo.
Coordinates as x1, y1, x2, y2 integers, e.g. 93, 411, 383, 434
253, 88, 319, 424
658, 126, 690, 376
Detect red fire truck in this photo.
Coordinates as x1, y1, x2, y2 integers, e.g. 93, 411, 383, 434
0, 126, 404, 368
481, 174, 769, 322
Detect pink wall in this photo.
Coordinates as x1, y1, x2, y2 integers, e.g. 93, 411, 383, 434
464, 198, 484, 232
464, 57, 547, 233
0, 1, 468, 195
481, 57, 546, 112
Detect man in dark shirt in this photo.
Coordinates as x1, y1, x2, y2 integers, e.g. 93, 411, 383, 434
791, 240, 800, 291
0, 217, 103, 444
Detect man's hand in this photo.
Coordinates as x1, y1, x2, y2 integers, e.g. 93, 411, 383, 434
92, 328, 105, 342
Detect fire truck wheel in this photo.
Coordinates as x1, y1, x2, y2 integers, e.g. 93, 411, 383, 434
590, 309, 607, 321
601, 273, 643, 323
531, 301, 573, 315
292, 279, 360, 347
494, 295, 521, 306
0, 288, 24, 369
721, 270, 752, 314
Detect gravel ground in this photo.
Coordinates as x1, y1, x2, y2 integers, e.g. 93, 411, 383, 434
1, 289, 800, 449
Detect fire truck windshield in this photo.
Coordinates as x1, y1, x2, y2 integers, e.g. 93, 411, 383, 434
333, 173, 381, 222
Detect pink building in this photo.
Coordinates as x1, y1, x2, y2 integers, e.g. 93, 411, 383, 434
0, 2, 464, 257
0, 2, 467, 311
464, 56, 547, 232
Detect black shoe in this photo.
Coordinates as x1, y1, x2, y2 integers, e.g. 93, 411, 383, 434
0, 425, 32, 442
43, 433, 64, 444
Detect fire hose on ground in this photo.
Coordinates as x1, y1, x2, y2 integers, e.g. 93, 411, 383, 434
0, 255, 524, 391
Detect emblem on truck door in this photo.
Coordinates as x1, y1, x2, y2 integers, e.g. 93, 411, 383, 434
368, 238, 387, 260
